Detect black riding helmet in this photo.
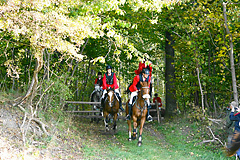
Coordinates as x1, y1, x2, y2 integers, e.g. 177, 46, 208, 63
98, 72, 102, 75
142, 68, 150, 75
106, 65, 112, 70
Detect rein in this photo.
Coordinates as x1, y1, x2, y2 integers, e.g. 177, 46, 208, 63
135, 101, 147, 111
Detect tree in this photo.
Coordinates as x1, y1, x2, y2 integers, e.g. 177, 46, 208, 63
165, 30, 177, 117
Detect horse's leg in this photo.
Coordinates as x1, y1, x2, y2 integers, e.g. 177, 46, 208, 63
93, 103, 97, 122
132, 116, 137, 140
103, 112, 109, 132
97, 110, 101, 124
96, 95, 101, 123
97, 98, 102, 124
90, 105, 94, 123
112, 113, 117, 132
126, 102, 132, 141
137, 116, 146, 147
127, 119, 132, 141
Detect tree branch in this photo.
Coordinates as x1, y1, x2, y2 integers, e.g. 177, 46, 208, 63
199, 127, 224, 146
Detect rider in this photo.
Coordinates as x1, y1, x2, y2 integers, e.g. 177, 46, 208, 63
95, 72, 103, 88
126, 68, 153, 122
153, 93, 162, 110
90, 72, 103, 102
100, 65, 124, 112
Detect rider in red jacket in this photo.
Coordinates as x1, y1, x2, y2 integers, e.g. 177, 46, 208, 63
126, 68, 152, 122
90, 72, 103, 102
153, 93, 162, 109
94, 72, 103, 88
101, 65, 124, 112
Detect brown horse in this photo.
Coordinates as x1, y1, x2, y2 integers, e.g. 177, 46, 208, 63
103, 87, 120, 132
126, 81, 150, 146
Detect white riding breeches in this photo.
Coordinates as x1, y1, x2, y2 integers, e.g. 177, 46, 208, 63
129, 91, 138, 105
101, 88, 120, 99
129, 91, 150, 106
146, 99, 150, 106
115, 88, 120, 95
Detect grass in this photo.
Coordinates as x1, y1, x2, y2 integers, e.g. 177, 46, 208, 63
60, 116, 234, 160
154, 119, 228, 160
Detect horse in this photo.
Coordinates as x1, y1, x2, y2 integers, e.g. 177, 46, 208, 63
90, 84, 102, 123
126, 81, 150, 146
102, 87, 120, 132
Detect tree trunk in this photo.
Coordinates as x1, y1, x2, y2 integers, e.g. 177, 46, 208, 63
81, 59, 91, 110
223, 2, 238, 104
196, 65, 205, 114
13, 49, 43, 107
165, 30, 177, 117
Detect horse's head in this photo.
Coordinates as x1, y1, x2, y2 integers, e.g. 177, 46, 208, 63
139, 81, 150, 101
106, 87, 115, 107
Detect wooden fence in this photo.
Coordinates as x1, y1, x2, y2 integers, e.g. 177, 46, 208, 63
65, 101, 162, 124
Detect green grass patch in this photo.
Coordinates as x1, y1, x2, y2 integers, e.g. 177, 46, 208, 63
73, 117, 233, 160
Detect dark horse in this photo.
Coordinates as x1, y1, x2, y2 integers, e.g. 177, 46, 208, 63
90, 84, 102, 123
103, 87, 120, 132
126, 81, 150, 146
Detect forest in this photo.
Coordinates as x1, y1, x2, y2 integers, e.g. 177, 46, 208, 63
0, 0, 239, 159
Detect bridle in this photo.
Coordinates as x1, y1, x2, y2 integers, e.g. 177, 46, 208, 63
141, 86, 150, 100
135, 86, 150, 111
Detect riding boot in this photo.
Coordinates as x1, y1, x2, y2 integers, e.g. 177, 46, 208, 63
126, 103, 132, 120
147, 105, 153, 122
115, 93, 124, 112
118, 96, 125, 112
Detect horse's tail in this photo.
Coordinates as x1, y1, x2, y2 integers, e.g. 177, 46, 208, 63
226, 130, 240, 157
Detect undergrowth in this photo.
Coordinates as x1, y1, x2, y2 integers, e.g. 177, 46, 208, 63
0, 91, 236, 159
49, 113, 234, 160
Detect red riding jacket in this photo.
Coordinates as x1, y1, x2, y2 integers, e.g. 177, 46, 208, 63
153, 97, 162, 108
129, 74, 151, 92
94, 78, 103, 87
102, 72, 119, 90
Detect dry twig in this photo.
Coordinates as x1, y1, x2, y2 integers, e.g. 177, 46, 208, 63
199, 126, 224, 146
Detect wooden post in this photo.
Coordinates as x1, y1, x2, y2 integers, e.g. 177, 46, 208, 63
155, 95, 161, 124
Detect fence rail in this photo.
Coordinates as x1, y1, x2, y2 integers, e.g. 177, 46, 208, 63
65, 101, 162, 124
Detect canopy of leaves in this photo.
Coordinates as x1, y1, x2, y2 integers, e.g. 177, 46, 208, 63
0, 0, 239, 115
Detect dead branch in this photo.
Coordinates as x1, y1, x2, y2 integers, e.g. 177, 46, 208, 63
199, 127, 224, 146
32, 118, 49, 136
208, 118, 222, 125
12, 50, 50, 139
34, 81, 55, 116
17, 104, 50, 137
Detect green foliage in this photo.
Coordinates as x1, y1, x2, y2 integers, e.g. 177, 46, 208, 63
40, 77, 73, 116
187, 105, 207, 122
1, 1, 239, 159
0, 0, 239, 119
161, 1, 240, 114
